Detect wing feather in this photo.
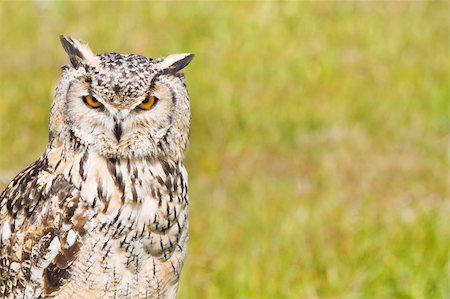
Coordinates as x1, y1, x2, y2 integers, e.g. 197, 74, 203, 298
0, 157, 85, 298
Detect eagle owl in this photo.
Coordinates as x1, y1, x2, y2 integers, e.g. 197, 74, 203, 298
0, 36, 194, 298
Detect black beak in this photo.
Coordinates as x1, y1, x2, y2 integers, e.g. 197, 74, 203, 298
114, 121, 122, 142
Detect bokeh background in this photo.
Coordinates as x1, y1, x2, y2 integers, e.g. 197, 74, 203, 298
0, 2, 448, 298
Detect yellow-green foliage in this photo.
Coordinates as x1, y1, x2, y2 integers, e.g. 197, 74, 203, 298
0, 2, 448, 298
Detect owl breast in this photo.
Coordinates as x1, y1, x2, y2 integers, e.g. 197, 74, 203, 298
51, 148, 189, 298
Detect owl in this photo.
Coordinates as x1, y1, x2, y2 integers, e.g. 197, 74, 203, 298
0, 36, 194, 298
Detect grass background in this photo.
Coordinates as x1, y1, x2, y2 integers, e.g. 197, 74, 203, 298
0, 2, 448, 298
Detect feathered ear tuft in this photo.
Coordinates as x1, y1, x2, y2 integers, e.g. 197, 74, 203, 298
59, 35, 99, 69
157, 53, 194, 75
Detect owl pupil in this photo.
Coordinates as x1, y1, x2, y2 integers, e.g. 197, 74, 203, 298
142, 98, 149, 104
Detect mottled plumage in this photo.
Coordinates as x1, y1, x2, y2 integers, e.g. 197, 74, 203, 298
0, 36, 193, 298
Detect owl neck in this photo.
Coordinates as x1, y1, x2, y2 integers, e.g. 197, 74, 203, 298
45, 135, 186, 211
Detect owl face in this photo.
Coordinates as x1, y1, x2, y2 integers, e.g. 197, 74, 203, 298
53, 36, 193, 159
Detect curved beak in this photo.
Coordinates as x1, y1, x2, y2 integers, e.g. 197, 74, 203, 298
114, 119, 122, 142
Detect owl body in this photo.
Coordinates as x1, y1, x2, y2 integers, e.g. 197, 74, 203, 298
0, 37, 193, 298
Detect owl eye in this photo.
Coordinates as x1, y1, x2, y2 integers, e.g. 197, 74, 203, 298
138, 96, 158, 110
82, 95, 103, 109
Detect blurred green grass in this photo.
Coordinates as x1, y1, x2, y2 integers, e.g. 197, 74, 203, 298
0, 2, 448, 298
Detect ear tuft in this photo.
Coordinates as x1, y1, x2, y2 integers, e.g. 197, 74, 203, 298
59, 35, 99, 69
158, 53, 194, 75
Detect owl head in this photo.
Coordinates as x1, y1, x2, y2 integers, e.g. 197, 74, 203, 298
50, 36, 194, 160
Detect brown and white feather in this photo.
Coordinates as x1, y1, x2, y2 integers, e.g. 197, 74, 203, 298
0, 36, 193, 299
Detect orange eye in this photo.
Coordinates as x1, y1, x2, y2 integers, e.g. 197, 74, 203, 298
138, 96, 158, 110
83, 95, 103, 109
